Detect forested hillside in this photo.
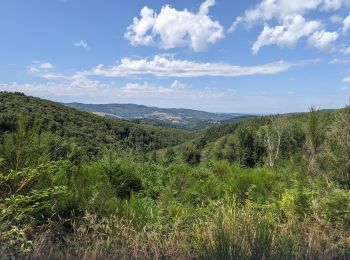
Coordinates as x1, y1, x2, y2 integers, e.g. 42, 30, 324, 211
0, 92, 194, 158
179, 112, 329, 166
1, 92, 350, 259
176, 110, 339, 167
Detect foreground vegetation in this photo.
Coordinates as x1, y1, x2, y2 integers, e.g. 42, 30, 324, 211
1, 93, 350, 259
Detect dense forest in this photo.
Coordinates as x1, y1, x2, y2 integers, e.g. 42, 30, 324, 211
1, 92, 350, 259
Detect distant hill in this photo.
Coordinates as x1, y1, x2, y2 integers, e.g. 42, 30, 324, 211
0, 92, 195, 158
65, 103, 252, 131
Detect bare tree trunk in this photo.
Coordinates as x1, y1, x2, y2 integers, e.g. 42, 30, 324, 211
264, 116, 285, 167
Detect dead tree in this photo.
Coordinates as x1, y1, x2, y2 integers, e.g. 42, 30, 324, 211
263, 116, 286, 167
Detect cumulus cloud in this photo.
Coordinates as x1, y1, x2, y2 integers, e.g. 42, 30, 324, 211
343, 76, 350, 82
245, 1, 318, 24
252, 15, 321, 54
125, 0, 224, 52
74, 40, 89, 50
308, 30, 338, 49
234, 0, 350, 26
232, 0, 349, 53
84, 55, 293, 78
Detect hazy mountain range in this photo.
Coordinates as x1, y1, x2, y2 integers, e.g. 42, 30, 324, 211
65, 103, 255, 131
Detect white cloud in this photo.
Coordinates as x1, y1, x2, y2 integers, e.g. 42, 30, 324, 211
84, 55, 293, 78
125, 0, 224, 52
341, 47, 350, 54
0, 78, 106, 99
308, 30, 338, 49
74, 40, 89, 50
245, 1, 319, 23
27, 62, 66, 80
341, 86, 349, 91
343, 76, 350, 82
14, 61, 241, 101
171, 80, 187, 90
252, 15, 321, 54
235, 0, 350, 26
29, 61, 54, 70
39, 62, 54, 69
329, 58, 349, 64
231, 0, 349, 53
27, 61, 55, 76
0, 79, 231, 102
228, 17, 243, 33
343, 13, 350, 33
39, 72, 66, 80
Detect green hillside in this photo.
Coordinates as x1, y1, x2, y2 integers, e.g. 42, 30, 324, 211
0, 92, 195, 158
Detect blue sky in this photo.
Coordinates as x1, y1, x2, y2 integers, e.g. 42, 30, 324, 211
1, 0, 350, 113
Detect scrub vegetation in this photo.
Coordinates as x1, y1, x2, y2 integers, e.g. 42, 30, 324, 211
1, 92, 349, 259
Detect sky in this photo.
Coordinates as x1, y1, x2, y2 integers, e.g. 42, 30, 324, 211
1, 0, 350, 114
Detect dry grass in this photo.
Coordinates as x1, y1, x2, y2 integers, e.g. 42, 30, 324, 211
26, 202, 350, 260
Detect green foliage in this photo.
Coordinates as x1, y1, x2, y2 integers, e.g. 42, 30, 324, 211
99, 153, 143, 199
236, 124, 263, 168
0, 115, 75, 171
307, 107, 325, 156
315, 189, 350, 227
0, 163, 67, 256
114, 195, 159, 229
183, 144, 202, 165
1, 93, 350, 258
323, 106, 350, 186
164, 147, 176, 165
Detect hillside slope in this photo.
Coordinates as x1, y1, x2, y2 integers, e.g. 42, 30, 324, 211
0, 92, 195, 157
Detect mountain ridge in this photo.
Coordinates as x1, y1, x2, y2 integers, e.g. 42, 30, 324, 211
65, 102, 254, 131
